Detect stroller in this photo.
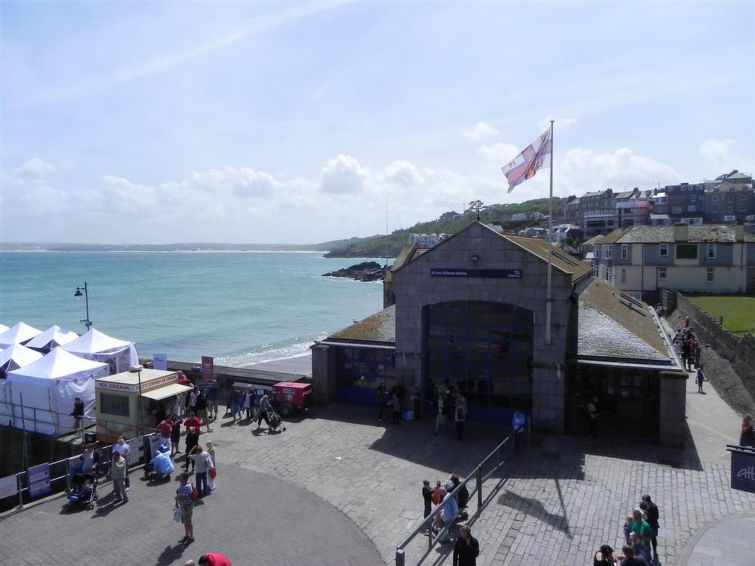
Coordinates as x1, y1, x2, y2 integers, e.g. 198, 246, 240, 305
268, 409, 285, 432
144, 444, 174, 482
65, 472, 97, 511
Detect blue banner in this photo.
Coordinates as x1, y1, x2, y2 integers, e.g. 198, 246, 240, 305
731, 450, 755, 493
27, 463, 51, 498
431, 268, 522, 279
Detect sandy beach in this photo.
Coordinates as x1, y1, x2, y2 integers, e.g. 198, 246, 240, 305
247, 352, 312, 375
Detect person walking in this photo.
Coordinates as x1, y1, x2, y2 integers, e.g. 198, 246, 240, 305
434, 392, 446, 435
741, 414, 755, 446
170, 411, 182, 457
110, 451, 128, 504
422, 480, 433, 521
512, 409, 526, 451
255, 395, 272, 431
188, 444, 213, 497
70, 397, 85, 431
390, 388, 401, 424
454, 395, 467, 440
640, 494, 660, 562
696, 366, 706, 393
206, 441, 217, 491
452, 523, 479, 566
184, 554, 232, 566
183, 412, 201, 471
376, 384, 386, 422
111, 436, 131, 490
175, 473, 195, 545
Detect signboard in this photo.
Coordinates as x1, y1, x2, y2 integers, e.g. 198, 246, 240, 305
201, 356, 214, 381
27, 463, 51, 498
431, 268, 522, 279
0, 474, 18, 499
153, 353, 168, 370
731, 449, 755, 493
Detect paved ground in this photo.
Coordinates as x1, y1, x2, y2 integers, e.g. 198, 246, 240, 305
1, 356, 754, 565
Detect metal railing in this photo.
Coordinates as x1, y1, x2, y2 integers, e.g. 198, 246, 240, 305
395, 434, 514, 566
0, 432, 160, 513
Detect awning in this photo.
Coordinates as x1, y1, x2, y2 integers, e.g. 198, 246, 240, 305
141, 382, 193, 401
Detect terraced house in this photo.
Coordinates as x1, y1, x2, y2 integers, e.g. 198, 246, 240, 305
592, 223, 755, 303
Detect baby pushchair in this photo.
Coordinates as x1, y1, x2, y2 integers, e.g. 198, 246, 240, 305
65, 472, 97, 511
268, 409, 285, 432
144, 444, 174, 482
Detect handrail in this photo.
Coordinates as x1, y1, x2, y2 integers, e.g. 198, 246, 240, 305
395, 433, 513, 566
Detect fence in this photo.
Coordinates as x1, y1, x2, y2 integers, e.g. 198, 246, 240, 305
0, 432, 160, 513
395, 433, 516, 566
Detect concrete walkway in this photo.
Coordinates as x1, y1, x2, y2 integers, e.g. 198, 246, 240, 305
1, 354, 754, 565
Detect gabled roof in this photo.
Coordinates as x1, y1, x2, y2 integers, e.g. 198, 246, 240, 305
578, 280, 672, 363
503, 233, 593, 283
616, 225, 755, 243
593, 228, 630, 244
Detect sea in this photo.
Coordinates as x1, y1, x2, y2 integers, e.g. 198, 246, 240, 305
0, 251, 385, 369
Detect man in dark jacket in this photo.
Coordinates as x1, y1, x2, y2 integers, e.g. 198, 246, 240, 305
453, 523, 479, 566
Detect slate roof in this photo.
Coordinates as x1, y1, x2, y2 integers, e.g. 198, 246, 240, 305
503, 234, 593, 283
578, 280, 672, 362
616, 225, 755, 243
593, 228, 630, 244
328, 305, 396, 343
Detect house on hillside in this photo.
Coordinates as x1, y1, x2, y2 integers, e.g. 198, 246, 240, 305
592, 223, 755, 303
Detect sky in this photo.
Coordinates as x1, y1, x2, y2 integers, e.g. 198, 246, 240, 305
1, 1, 753, 245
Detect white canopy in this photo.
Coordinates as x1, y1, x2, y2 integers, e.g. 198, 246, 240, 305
0, 323, 8, 333
62, 327, 139, 374
25, 325, 79, 352
0, 322, 43, 348
2, 348, 109, 435
0, 343, 43, 375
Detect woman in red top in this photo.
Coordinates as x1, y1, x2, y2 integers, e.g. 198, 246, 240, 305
184, 553, 231, 566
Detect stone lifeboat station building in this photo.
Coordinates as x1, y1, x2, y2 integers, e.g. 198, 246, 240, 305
312, 222, 688, 447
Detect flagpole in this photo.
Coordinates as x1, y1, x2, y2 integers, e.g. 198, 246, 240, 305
545, 120, 554, 346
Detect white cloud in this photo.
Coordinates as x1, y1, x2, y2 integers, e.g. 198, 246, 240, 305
477, 142, 519, 164
15, 157, 55, 178
698, 138, 753, 175
381, 160, 424, 187
561, 147, 679, 191
463, 121, 499, 142
319, 154, 368, 194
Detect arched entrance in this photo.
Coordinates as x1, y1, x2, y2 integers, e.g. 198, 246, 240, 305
425, 301, 534, 423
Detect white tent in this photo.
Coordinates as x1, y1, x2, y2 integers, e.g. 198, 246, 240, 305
62, 327, 139, 374
2, 348, 109, 435
25, 325, 79, 352
0, 322, 43, 348
0, 343, 43, 375
0, 323, 8, 333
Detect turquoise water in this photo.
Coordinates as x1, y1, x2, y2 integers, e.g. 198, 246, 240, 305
0, 252, 384, 366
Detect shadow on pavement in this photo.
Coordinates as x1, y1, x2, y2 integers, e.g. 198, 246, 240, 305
156, 543, 189, 566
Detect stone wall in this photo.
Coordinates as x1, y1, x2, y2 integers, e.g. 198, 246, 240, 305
667, 291, 755, 403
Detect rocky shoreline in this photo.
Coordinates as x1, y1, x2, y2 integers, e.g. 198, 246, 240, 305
322, 261, 386, 282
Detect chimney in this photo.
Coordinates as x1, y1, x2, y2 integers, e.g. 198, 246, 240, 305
735, 223, 745, 242
673, 223, 688, 242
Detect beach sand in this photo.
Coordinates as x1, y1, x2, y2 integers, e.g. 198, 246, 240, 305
247, 353, 312, 376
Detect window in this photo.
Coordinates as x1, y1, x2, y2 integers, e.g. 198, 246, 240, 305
659, 244, 669, 257
712, 194, 719, 203
100, 393, 130, 417
657, 267, 667, 280
604, 245, 613, 259
620, 269, 627, 284
620, 244, 628, 260
676, 244, 698, 260
671, 206, 682, 215
687, 205, 697, 212
706, 244, 716, 259
706, 268, 714, 283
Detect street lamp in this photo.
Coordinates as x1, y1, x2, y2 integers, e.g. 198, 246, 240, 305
74, 282, 93, 331
130, 364, 144, 433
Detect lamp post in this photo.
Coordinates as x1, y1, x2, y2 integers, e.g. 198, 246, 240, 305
74, 282, 93, 330
130, 365, 144, 434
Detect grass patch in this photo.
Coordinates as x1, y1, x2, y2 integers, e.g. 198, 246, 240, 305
686, 295, 755, 337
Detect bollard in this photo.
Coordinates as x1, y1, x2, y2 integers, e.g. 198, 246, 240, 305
395, 547, 405, 566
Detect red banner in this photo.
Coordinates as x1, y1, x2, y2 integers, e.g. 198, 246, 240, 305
201, 356, 214, 381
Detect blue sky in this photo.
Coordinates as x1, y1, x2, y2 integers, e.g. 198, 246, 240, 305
1, 1, 753, 244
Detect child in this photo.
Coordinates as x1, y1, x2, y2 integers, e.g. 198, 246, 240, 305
206, 441, 216, 491
696, 366, 705, 393
623, 514, 633, 545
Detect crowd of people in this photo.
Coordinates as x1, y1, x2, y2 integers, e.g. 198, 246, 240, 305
421, 473, 478, 564
594, 495, 661, 565
671, 322, 702, 372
